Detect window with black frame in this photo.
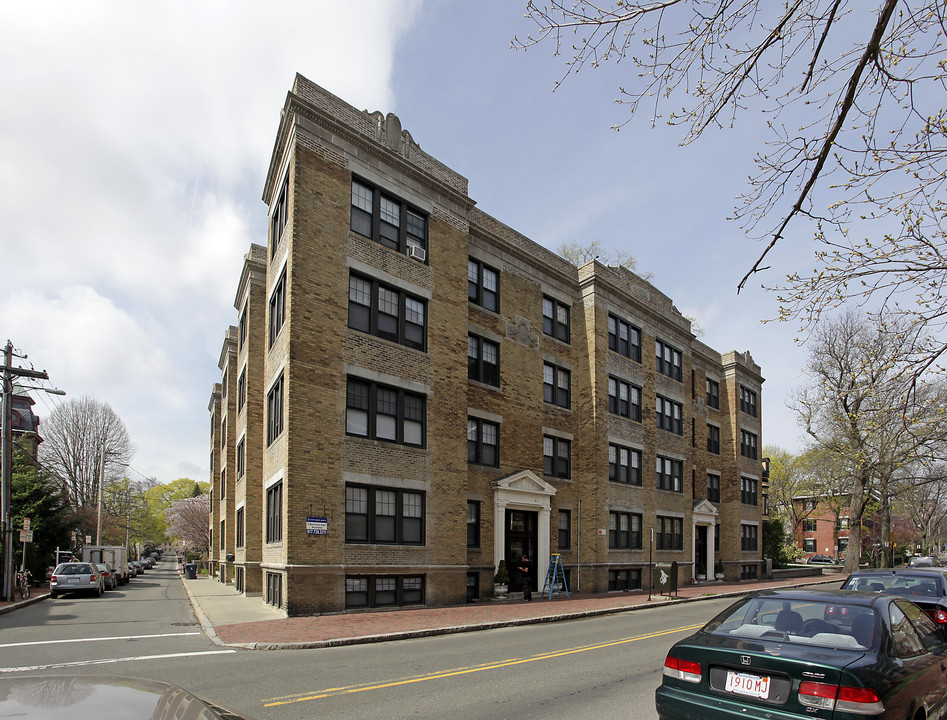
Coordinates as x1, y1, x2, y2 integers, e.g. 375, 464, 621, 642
351, 178, 427, 259
543, 363, 571, 408
345, 378, 426, 447
348, 273, 427, 350
344, 484, 425, 545
608, 314, 642, 362
467, 334, 499, 386
467, 417, 499, 467
543, 435, 571, 479
468, 258, 499, 312
542, 295, 570, 343
609, 444, 642, 485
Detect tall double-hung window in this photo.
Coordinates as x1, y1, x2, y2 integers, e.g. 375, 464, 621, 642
351, 178, 427, 258
348, 273, 426, 350
346, 378, 426, 447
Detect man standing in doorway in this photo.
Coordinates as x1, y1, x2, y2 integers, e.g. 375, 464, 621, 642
518, 554, 532, 601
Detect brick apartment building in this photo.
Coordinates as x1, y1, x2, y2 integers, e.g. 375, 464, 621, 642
208, 75, 765, 616
793, 495, 851, 561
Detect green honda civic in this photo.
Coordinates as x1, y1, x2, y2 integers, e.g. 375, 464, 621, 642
656, 588, 947, 719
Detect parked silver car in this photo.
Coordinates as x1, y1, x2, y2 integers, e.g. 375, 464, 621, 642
49, 563, 104, 598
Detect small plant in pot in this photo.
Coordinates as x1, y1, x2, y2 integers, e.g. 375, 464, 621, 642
715, 560, 725, 581
494, 560, 509, 596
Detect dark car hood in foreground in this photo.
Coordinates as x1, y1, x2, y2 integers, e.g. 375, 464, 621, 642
0, 675, 249, 720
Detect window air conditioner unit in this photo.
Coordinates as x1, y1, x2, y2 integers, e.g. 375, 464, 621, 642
407, 246, 426, 262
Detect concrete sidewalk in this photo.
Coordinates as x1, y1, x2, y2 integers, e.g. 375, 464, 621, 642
180, 570, 847, 650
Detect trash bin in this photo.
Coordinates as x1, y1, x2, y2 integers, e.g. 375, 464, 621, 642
184, 563, 197, 580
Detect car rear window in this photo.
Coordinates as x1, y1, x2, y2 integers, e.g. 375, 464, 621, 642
845, 574, 942, 598
704, 596, 876, 650
56, 564, 93, 575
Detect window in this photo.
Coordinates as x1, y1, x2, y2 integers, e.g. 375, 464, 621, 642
741, 476, 758, 505
237, 368, 246, 412
655, 339, 683, 381
266, 481, 282, 543
345, 484, 425, 544
266, 572, 282, 607
741, 564, 758, 580
236, 438, 245, 478
803, 499, 817, 511
271, 174, 288, 257
558, 510, 571, 550
468, 335, 499, 386
609, 444, 642, 485
239, 301, 248, 350
467, 501, 480, 548
706, 378, 719, 409
348, 273, 427, 350
740, 429, 758, 459
346, 378, 426, 447
609, 512, 642, 549
543, 435, 571, 479
608, 314, 641, 362
269, 267, 286, 347
803, 538, 816, 553
707, 473, 720, 503
543, 363, 571, 408
740, 386, 758, 417
542, 296, 570, 343
656, 395, 683, 435
467, 417, 499, 467
219, 520, 225, 550
802, 518, 817, 532
345, 575, 424, 609
707, 424, 720, 454
608, 377, 641, 420
657, 456, 683, 493
266, 374, 284, 446
741, 524, 758, 551
657, 516, 683, 550
837, 517, 850, 530
609, 569, 642, 591
468, 258, 498, 312
351, 178, 427, 257
220, 418, 226, 448
236, 507, 244, 548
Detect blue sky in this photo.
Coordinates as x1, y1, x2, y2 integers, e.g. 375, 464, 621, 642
0, 1, 813, 484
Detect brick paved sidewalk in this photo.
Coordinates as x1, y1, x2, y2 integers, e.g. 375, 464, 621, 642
211, 573, 846, 649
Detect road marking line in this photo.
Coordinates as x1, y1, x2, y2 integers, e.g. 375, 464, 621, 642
264, 623, 704, 707
0, 632, 202, 649
0, 650, 236, 674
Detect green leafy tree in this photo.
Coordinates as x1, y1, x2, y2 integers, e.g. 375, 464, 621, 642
10, 447, 72, 577
762, 518, 798, 569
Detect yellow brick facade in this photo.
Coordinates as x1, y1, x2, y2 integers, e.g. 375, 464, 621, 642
208, 75, 765, 615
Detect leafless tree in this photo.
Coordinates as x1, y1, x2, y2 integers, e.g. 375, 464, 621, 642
516, 1, 947, 378
898, 464, 947, 556
791, 310, 947, 572
165, 494, 209, 552
38, 396, 134, 509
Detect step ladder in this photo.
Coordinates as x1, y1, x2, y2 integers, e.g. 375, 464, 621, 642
541, 553, 570, 599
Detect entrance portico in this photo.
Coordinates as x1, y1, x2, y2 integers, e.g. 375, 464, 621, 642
692, 499, 719, 581
492, 471, 557, 588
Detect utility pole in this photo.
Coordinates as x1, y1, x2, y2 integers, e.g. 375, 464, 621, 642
1, 340, 63, 601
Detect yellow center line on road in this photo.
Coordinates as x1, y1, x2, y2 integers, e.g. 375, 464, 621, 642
263, 622, 704, 708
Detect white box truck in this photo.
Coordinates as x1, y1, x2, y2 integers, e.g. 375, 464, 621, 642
81, 545, 129, 585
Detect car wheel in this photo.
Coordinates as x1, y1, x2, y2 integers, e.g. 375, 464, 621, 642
50, 592, 58, 599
